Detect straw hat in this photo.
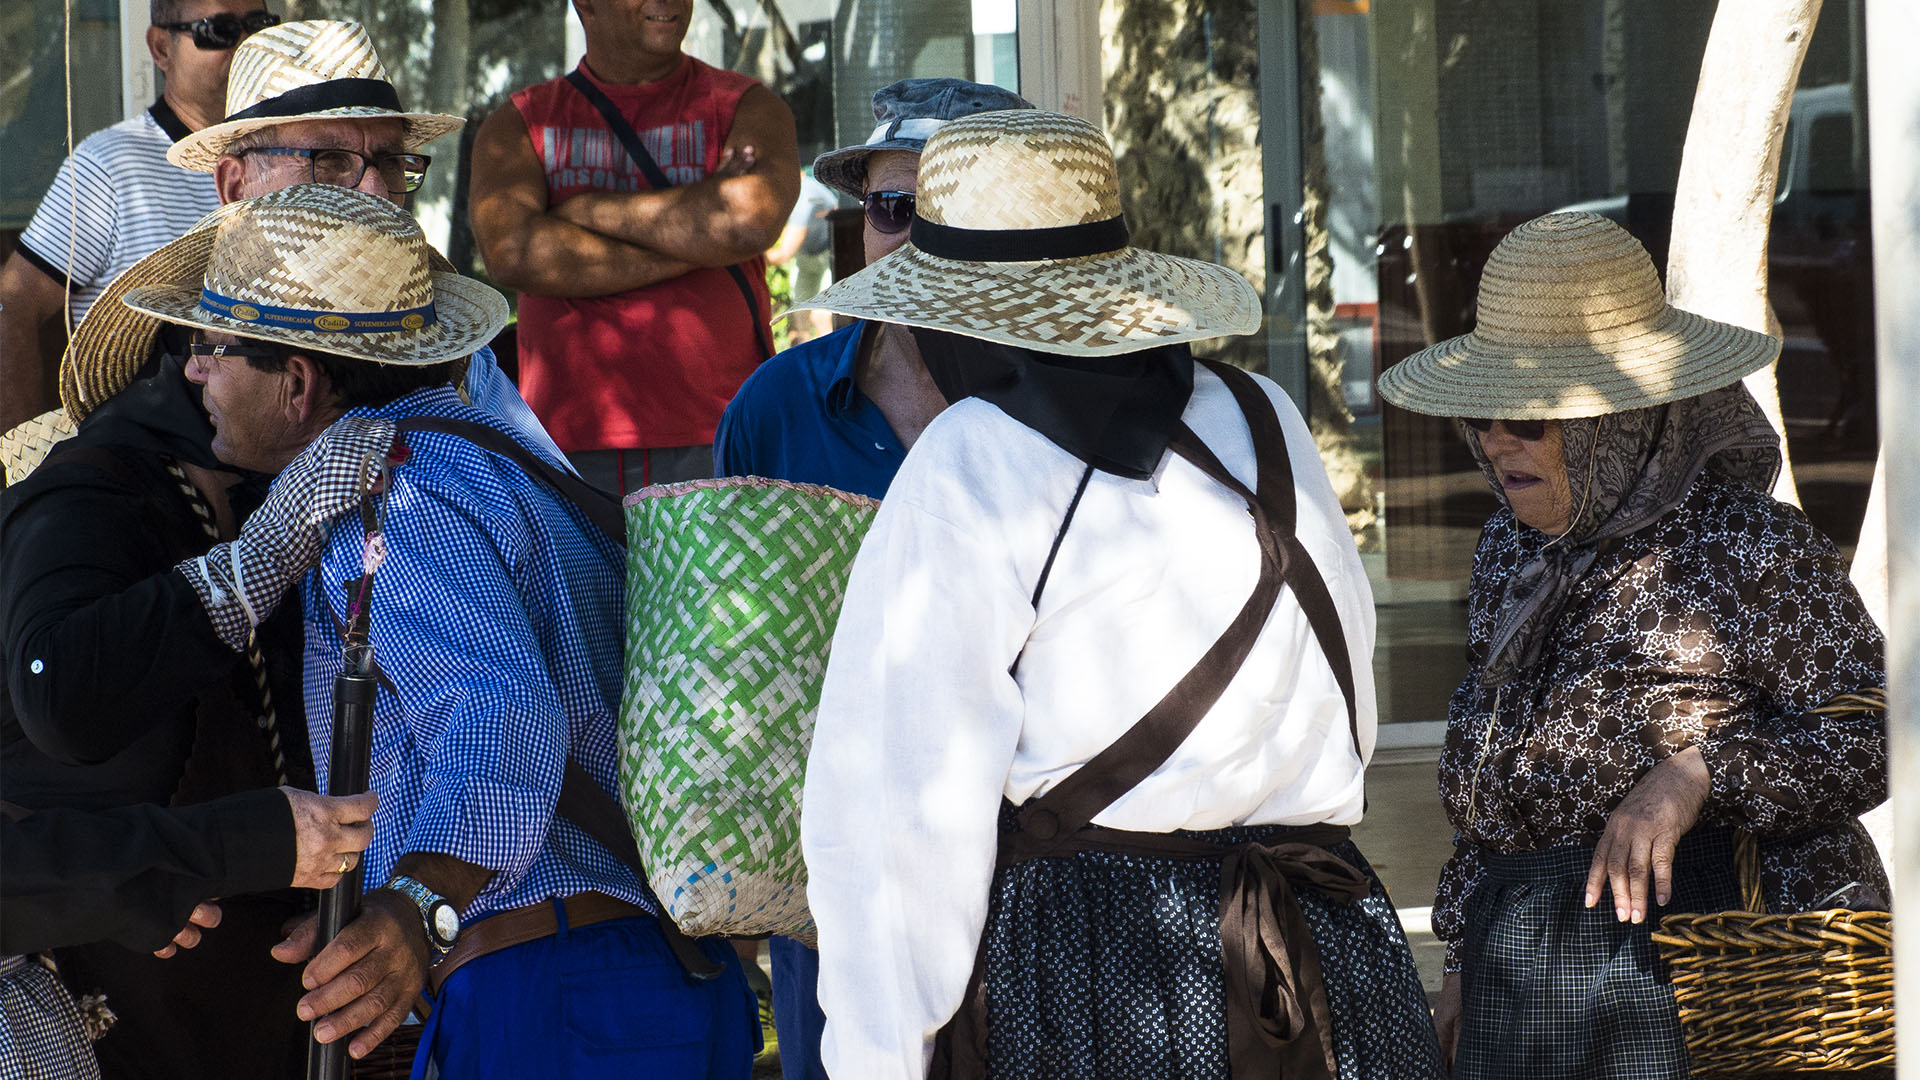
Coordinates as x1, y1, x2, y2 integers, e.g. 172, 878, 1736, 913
168, 20, 465, 173
1375, 212, 1780, 419
790, 110, 1261, 357
61, 185, 507, 419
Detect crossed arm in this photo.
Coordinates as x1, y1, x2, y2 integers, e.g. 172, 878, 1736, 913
468, 85, 799, 299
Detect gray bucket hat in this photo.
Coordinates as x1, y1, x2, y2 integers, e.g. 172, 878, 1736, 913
813, 78, 1035, 200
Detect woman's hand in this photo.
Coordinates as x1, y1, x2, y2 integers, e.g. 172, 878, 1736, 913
1583, 745, 1711, 922
285, 787, 379, 891
1433, 971, 1462, 1073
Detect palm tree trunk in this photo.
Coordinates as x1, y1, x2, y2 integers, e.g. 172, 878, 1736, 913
1665, 0, 1823, 508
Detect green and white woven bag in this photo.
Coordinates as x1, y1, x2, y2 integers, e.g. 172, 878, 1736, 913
618, 476, 878, 945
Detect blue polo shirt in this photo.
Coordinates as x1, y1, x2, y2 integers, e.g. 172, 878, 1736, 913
713, 321, 907, 499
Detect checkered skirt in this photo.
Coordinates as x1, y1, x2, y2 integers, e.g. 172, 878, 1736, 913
0, 957, 99, 1080
977, 811, 1445, 1080
1455, 830, 1742, 1080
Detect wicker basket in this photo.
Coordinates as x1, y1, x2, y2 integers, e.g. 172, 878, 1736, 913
1650, 693, 1893, 1076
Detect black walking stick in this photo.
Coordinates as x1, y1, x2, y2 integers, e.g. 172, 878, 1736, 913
308, 494, 389, 1080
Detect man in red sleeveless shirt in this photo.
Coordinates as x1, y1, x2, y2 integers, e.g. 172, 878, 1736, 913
470, 0, 799, 493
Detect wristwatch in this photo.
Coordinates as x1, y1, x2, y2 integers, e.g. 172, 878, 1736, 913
383, 874, 461, 955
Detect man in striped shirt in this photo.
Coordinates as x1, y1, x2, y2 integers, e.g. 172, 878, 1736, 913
0, 0, 272, 434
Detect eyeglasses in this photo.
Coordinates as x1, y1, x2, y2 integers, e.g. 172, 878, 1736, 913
189, 341, 277, 360
862, 190, 915, 235
154, 10, 279, 50
238, 147, 432, 194
1463, 417, 1550, 442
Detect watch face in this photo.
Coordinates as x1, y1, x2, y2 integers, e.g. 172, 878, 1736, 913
430, 902, 460, 946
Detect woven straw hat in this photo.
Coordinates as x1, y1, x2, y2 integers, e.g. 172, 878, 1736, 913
168, 21, 465, 173
1375, 212, 1780, 419
791, 110, 1261, 357
61, 184, 506, 418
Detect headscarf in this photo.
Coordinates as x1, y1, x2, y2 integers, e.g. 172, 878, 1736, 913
1466, 382, 1781, 688
910, 328, 1196, 480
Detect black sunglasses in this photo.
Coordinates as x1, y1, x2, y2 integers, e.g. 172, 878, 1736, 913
155, 10, 280, 50
238, 147, 433, 194
862, 190, 915, 235
1463, 417, 1550, 442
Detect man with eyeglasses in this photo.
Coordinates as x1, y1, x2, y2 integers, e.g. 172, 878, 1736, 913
0, 0, 271, 434
170, 17, 570, 468
710, 77, 1031, 1080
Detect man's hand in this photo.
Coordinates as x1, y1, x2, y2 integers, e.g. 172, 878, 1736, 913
1583, 745, 1712, 923
284, 788, 379, 891
154, 902, 223, 958
272, 891, 428, 1059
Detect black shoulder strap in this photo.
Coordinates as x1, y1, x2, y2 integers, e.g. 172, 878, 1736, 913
372, 417, 721, 979
564, 69, 674, 190
394, 416, 623, 544
563, 68, 774, 362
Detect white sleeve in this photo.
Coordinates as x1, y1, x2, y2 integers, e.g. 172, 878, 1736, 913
802, 493, 1032, 1080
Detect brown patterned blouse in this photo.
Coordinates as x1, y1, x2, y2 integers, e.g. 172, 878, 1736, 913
1432, 475, 1888, 971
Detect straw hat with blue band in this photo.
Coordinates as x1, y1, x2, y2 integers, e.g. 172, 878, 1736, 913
168, 20, 465, 173
61, 185, 507, 419
791, 109, 1261, 357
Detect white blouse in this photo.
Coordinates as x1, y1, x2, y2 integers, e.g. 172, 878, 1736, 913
801, 365, 1378, 1079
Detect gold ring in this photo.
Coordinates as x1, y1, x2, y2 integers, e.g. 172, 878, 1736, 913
337, 855, 352, 875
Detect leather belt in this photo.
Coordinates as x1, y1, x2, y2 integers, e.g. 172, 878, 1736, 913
428, 892, 647, 995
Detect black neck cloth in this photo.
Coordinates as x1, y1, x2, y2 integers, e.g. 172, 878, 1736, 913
910, 328, 1195, 480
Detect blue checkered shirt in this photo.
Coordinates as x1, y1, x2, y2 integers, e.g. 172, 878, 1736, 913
299, 387, 650, 919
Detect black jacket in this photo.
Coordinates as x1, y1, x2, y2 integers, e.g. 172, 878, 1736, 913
0, 357, 310, 807
0, 788, 294, 955
0, 358, 314, 1080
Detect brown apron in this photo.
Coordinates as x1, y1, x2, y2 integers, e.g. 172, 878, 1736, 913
930, 359, 1370, 1080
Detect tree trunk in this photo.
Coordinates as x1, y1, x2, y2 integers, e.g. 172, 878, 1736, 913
1665, 0, 1822, 507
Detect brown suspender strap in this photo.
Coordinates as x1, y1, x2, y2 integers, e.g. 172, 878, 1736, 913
1196, 359, 1361, 749
1007, 361, 1361, 858
955, 360, 1362, 1080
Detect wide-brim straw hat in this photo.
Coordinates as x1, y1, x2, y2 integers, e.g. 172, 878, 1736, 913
1375, 212, 1780, 419
61, 184, 506, 419
791, 110, 1261, 357
168, 20, 464, 173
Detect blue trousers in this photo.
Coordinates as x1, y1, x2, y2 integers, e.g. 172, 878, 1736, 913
413, 905, 756, 1079
769, 936, 827, 1080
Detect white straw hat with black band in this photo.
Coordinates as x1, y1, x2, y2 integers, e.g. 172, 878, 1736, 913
168, 20, 465, 173
1375, 212, 1781, 420
791, 110, 1261, 357
62, 185, 506, 419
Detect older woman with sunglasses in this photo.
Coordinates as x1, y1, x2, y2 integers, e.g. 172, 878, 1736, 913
1378, 213, 1888, 1080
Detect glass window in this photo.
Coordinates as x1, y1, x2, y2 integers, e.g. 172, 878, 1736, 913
2, 0, 127, 231
1119, 0, 1872, 734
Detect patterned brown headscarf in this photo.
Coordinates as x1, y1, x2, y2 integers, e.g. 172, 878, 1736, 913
1462, 382, 1782, 688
